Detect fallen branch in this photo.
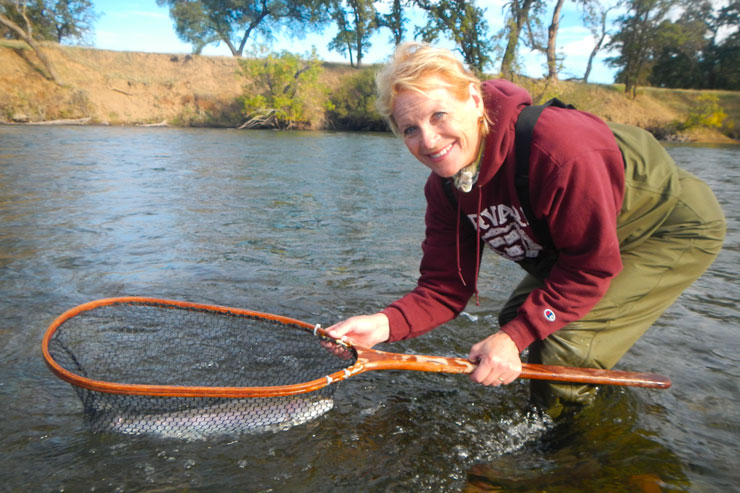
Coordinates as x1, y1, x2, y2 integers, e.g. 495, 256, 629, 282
111, 87, 133, 96
26, 117, 91, 125
137, 120, 168, 127
238, 109, 277, 129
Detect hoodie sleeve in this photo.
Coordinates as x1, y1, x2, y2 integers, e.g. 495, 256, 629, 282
500, 108, 626, 351
381, 174, 479, 342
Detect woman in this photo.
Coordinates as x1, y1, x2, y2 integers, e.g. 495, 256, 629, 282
326, 42, 725, 417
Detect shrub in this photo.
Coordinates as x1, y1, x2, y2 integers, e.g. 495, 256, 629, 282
721, 118, 738, 140
239, 49, 325, 129
326, 68, 388, 131
682, 93, 728, 130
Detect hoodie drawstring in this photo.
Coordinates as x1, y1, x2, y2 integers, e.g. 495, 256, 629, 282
454, 185, 482, 306
455, 198, 467, 287
474, 186, 482, 306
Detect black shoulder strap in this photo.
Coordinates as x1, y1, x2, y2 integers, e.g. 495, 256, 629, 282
514, 98, 574, 251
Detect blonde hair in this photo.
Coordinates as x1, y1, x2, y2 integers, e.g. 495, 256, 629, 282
375, 42, 487, 135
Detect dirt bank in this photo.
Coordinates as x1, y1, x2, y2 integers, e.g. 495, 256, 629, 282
1, 42, 245, 126
1, 41, 737, 144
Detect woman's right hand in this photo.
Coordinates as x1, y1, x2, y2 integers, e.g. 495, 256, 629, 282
325, 313, 390, 348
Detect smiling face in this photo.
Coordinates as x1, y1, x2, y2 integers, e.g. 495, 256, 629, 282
392, 80, 484, 178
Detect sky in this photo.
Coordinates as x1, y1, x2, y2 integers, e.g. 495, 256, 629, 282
90, 0, 619, 84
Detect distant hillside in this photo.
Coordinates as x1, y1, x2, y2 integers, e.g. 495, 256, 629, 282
1, 41, 737, 144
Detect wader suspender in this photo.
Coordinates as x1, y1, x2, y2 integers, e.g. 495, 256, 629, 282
514, 98, 574, 250
443, 97, 575, 252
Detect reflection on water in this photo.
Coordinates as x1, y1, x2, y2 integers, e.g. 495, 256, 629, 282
0, 126, 738, 491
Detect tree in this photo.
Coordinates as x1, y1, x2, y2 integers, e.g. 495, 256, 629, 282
709, 28, 740, 89
543, 0, 565, 79
157, 0, 328, 57
581, 2, 615, 83
700, 0, 740, 89
605, 0, 676, 97
499, 0, 542, 79
525, 0, 615, 81
0, 0, 63, 84
1, 0, 96, 43
328, 0, 377, 68
648, 1, 712, 88
48, 0, 96, 43
414, 0, 493, 74
376, 0, 406, 45
523, 0, 564, 79
2, 0, 42, 39
614, 0, 738, 90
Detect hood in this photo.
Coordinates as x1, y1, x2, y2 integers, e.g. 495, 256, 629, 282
477, 79, 533, 187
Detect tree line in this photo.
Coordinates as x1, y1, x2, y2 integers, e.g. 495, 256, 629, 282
2, 0, 738, 94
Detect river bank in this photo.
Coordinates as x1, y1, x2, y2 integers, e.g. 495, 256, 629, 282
1, 41, 737, 143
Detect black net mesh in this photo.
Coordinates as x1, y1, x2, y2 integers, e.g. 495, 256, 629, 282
46, 301, 357, 439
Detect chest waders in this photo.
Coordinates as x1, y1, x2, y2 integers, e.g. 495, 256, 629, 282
497, 102, 726, 417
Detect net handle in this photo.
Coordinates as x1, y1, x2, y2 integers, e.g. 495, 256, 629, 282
351, 347, 672, 389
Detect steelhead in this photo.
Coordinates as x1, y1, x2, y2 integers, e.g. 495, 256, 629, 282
92, 395, 334, 440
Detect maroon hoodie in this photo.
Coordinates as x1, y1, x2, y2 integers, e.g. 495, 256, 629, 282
381, 79, 626, 352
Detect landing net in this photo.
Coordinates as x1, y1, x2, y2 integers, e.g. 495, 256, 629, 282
43, 298, 357, 439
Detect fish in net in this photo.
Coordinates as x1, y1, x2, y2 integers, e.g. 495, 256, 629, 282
43, 298, 356, 438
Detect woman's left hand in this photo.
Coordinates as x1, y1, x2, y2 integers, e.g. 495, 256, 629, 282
468, 331, 522, 386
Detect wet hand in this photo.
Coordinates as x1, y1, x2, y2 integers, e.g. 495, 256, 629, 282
325, 313, 390, 348
468, 331, 522, 386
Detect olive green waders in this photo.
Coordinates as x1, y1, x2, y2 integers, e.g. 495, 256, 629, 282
499, 124, 727, 418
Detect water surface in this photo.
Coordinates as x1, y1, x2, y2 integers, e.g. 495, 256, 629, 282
1, 126, 738, 491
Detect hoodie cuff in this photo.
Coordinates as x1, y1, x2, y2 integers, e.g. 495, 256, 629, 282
380, 306, 410, 342
501, 318, 538, 352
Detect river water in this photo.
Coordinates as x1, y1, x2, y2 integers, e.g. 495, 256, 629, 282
1, 125, 738, 492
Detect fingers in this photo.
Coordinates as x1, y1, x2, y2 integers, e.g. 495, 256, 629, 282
326, 317, 366, 342
468, 331, 522, 387
324, 314, 390, 348
325, 320, 352, 340
469, 356, 521, 386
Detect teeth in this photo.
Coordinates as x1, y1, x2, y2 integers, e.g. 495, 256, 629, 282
430, 143, 452, 159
